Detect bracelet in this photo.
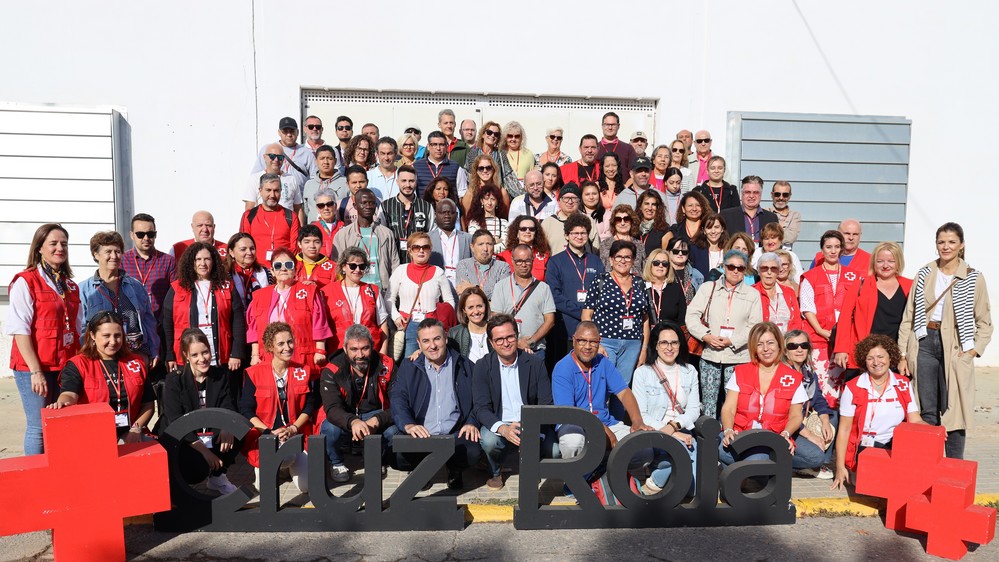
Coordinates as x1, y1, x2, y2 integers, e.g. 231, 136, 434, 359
780, 430, 791, 439
723, 428, 735, 434
30, 370, 44, 375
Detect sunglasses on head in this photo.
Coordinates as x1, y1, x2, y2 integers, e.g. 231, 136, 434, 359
271, 260, 295, 271
786, 342, 810, 351
314, 202, 334, 210
266, 153, 286, 161
306, 124, 322, 130
405, 128, 421, 135
134, 230, 157, 239
725, 263, 747, 272
549, 135, 563, 141
670, 249, 689, 256
345, 262, 369, 271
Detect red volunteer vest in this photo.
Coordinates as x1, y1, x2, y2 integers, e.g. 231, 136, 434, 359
320, 281, 384, 352
801, 264, 856, 348
812, 248, 870, 281
9, 270, 81, 371
834, 276, 913, 368
242, 361, 314, 466
311, 220, 341, 258
752, 282, 803, 333
295, 257, 336, 287
843, 374, 913, 471
733, 363, 803, 433
69, 354, 148, 424
248, 282, 319, 367
169, 280, 235, 365
173, 239, 228, 261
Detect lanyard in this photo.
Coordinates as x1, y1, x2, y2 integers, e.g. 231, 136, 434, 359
96, 279, 121, 311
282, 147, 297, 174
709, 186, 723, 211
601, 138, 619, 153
862, 378, 891, 437
744, 211, 759, 241
768, 285, 783, 318
674, 270, 693, 298
341, 281, 362, 321
275, 289, 290, 321
652, 361, 683, 414
544, 150, 560, 165
131, 253, 155, 288
258, 212, 277, 250
610, 272, 634, 313
510, 276, 534, 312
570, 254, 588, 284
580, 164, 596, 182
722, 283, 738, 324
352, 365, 370, 414
427, 161, 443, 180
402, 203, 415, 235
356, 222, 377, 255
572, 354, 595, 413
99, 360, 124, 409
475, 262, 494, 288
650, 283, 665, 320
511, 150, 521, 178
196, 282, 213, 322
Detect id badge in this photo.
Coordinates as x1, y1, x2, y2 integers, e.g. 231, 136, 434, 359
63, 332, 74, 346
198, 432, 214, 449
622, 316, 635, 331
115, 411, 130, 428
834, 310, 840, 322
399, 239, 407, 251
861, 435, 875, 448
266, 250, 273, 261
775, 321, 787, 334
719, 325, 735, 338
576, 290, 587, 303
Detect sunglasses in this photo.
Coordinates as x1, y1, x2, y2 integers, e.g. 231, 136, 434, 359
725, 263, 747, 272
671, 148, 685, 153
786, 342, 810, 351
758, 265, 779, 273
477, 166, 494, 172
772, 192, 791, 199
266, 153, 286, 161
613, 216, 632, 223
506, 134, 522, 139
650, 260, 669, 267
314, 202, 334, 210
336, 125, 352, 131
134, 230, 157, 239
484, 130, 500, 137
695, 138, 712, 144
519, 226, 536, 232
670, 249, 690, 256
306, 124, 322, 130
549, 135, 563, 141
409, 244, 431, 252
405, 128, 421, 134
345, 262, 369, 271
271, 260, 295, 271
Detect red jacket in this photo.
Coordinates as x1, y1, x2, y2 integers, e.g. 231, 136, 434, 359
559, 161, 601, 185
843, 374, 913, 471
248, 282, 320, 369
169, 280, 235, 365
295, 257, 336, 288
812, 248, 871, 281
311, 220, 341, 258
9, 270, 80, 371
67, 354, 148, 424
496, 249, 549, 281
172, 239, 228, 261
732, 363, 803, 433
320, 280, 385, 352
239, 206, 301, 267
752, 282, 803, 333
242, 361, 314, 467
834, 276, 913, 368
801, 264, 857, 349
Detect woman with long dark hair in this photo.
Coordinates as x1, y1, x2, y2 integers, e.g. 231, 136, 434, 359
540, 162, 564, 198
496, 215, 551, 281
637, 190, 670, 255
227, 232, 270, 310
597, 152, 624, 210
466, 183, 510, 252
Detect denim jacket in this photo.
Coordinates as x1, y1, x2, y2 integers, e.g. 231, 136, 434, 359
79, 271, 160, 359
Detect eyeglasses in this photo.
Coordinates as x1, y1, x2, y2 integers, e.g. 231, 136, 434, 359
602, 122, 618, 128
355, 147, 369, 153
613, 255, 634, 262
409, 244, 431, 252
477, 166, 494, 172
574, 337, 601, 347
724, 263, 747, 272
657, 340, 680, 348
549, 135, 563, 141
271, 260, 295, 271
772, 192, 791, 199
345, 262, 369, 271
758, 265, 779, 273
266, 153, 286, 162
670, 249, 689, 256
695, 138, 712, 144
671, 148, 685, 153
428, 142, 446, 148
492, 334, 518, 345
512, 258, 532, 265
134, 231, 157, 239
518, 226, 536, 232
613, 216, 632, 223
405, 128, 421, 134
567, 231, 588, 238
402, 143, 416, 148
314, 202, 334, 210
506, 134, 522, 140
786, 342, 810, 351
650, 260, 668, 267
336, 125, 352, 131
484, 130, 500, 137
306, 124, 322, 131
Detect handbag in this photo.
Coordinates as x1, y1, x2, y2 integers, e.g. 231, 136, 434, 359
803, 406, 833, 451
391, 267, 431, 362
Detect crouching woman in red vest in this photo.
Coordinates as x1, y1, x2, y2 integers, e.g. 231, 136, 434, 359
719, 322, 806, 468
47, 311, 154, 443
831, 334, 923, 490
239, 322, 320, 494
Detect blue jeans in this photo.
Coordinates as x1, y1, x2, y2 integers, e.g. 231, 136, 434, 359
601, 338, 642, 421
479, 424, 560, 477
650, 437, 698, 493
792, 411, 838, 469
14, 370, 59, 455
320, 409, 399, 465
403, 321, 420, 358
717, 432, 770, 466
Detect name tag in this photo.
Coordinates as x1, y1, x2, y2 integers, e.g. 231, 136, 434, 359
576, 290, 587, 303
622, 316, 635, 331
718, 325, 735, 339
198, 432, 214, 449
861, 435, 875, 448
63, 332, 74, 346
115, 411, 130, 428
266, 250, 273, 261
775, 321, 787, 334
399, 239, 407, 251
834, 310, 840, 322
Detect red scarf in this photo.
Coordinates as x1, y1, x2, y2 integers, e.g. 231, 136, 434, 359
406, 262, 433, 284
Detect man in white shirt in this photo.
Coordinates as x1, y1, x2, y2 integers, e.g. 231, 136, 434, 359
251, 117, 317, 187
243, 142, 305, 225
367, 137, 400, 199
429, 199, 471, 291
508, 170, 556, 221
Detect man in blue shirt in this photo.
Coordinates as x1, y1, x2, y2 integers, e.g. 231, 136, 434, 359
552, 321, 654, 460
413, 131, 460, 198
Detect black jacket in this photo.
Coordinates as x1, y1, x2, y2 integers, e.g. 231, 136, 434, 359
471, 350, 552, 432
319, 350, 394, 431
719, 206, 779, 240
162, 365, 237, 443
693, 181, 740, 213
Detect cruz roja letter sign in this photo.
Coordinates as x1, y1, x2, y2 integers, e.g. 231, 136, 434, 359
153, 406, 794, 532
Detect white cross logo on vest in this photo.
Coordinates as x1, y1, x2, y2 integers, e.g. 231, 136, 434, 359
779, 374, 795, 387
126, 360, 142, 373
218, 247, 228, 258
296, 289, 308, 300
322, 261, 333, 271
844, 271, 856, 281
896, 379, 908, 391
292, 368, 307, 382
221, 280, 230, 290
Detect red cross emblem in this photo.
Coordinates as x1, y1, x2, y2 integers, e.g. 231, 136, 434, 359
779, 374, 795, 387
217, 247, 228, 258
321, 261, 333, 271
365, 286, 375, 298
125, 360, 142, 373
296, 289, 308, 300
292, 368, 307, 381
336, 299, 345, 308
896, 379, 909, 392
0, 404, 169, 560
844, 271, 856, 281
221, 280, 230, 290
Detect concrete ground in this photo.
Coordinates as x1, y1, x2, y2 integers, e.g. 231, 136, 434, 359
2, 370, 999, 561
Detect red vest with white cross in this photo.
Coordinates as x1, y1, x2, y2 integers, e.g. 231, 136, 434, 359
733, 362, 802, 433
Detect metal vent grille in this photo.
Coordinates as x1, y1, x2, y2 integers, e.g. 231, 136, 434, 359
489, 96, 656, 111
304, 90, 479, 107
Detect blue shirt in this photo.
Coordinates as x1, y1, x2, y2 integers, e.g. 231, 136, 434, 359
551, 353, 627, 427
423, 355, 459, 435
547, 249, 604, 335
491, 357, 524, 433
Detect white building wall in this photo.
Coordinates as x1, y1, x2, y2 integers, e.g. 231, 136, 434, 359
2, 0, 998, 365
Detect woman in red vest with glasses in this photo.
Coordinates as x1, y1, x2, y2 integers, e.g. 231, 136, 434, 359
321, 246, 390, 355
6, 223, 81, 455
247, 247, 332, 371
48, 311, 155, 442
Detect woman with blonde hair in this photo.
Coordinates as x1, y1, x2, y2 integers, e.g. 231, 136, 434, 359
396, 132, 419, 167
499, 121, 535, 183
389, 231, 455, 357
536, 126, 572, 167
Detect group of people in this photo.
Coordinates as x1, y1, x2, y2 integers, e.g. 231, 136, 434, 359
7, 109, 992, 499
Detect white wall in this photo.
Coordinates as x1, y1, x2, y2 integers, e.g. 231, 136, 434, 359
2, 0, 998, 363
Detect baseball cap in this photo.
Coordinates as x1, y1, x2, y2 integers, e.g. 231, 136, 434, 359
632, 156, 653, 171
631, 131, 648, 141
279, 117, 298, 130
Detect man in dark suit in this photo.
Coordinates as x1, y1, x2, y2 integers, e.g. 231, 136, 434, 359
428, 198, 472, 295
719, 175, 779, 245
389, 318, 480, 489
472, 314, 558, 490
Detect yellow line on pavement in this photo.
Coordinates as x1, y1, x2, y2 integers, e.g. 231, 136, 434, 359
466, 504, 515, 523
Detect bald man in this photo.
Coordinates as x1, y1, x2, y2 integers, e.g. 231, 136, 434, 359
243, 142, 306, 226
171, 210, 229, 260
507, 170, 556, 221
690, 130, 714, 185
810, 219, 871, 277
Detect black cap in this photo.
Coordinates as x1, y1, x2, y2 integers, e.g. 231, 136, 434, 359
632, 156, 653, 171
560, 182, 581, 199
279, 117, 298, 130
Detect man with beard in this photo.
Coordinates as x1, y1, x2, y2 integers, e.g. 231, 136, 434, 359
508, 170, 556, 221
766, 180, 801, 249
319, 324, 397, 483
381, 165, 434, 264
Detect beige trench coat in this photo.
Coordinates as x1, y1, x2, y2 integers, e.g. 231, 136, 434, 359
897, 259, 993, 431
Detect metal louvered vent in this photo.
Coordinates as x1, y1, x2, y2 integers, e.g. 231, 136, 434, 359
488, 95, 656, 111
303, 90, 479, 106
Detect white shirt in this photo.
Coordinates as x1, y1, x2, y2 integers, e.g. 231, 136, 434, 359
490, 356, 525, 433
366, 167, 397, 200
439, 230, 461, 285
508, 194, 557, 222
725, 374, 807, 429
342, 285, 390, 325
5, 268, 85, 336
932, 269, 953, 322
840, 373, 917, 444
243, 170, 303, 211
194, 280, 219, 364
469, 331, 489, 363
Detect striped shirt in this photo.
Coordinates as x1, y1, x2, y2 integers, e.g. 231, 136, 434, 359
121, 248, 176, 320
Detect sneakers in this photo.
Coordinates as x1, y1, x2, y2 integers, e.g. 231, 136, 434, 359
794, 468, 819, 478
447, 469, 464, 490
641, 479, 662, 496
207, 474, 238, 495
816, 465, 834, 480
486, 475, 504, 491
327, 463, 351, 484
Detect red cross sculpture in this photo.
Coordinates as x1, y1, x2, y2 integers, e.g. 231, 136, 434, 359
854, 422, 977, 532
906, 478, 997, 559
0, 403, 170, 562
